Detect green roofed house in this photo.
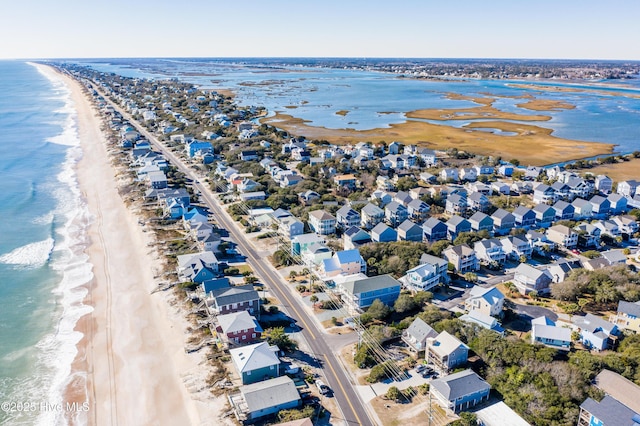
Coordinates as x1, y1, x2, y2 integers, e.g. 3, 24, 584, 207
334, 273, 401, 312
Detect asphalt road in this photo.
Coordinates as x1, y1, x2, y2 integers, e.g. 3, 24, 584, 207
96, 90, 375, 426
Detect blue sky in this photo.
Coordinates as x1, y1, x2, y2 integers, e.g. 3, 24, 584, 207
3, 0, 640, 60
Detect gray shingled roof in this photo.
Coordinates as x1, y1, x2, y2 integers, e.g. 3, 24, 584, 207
579, 395, 640, 426
241, 376, 300, 413
430, 369, 490, 401
618, 300, 640, 317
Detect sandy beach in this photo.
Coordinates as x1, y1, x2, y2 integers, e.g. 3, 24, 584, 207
37, 66, 227, 426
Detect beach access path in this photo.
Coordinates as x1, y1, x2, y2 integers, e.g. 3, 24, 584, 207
90, 85, 378, 425
47, 66, 226, 426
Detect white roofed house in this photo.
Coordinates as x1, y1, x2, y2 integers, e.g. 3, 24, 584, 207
229, 342, 281, 385
308, 209, 337, 235
427, 331, 469, 373
513, 263, 553, 295
464, 285, 505, 317
401, 262, 444, 293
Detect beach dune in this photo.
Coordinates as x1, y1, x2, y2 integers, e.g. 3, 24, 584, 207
38, 66, 214, 425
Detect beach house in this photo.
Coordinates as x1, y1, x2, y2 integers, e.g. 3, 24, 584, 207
402, 317, 438, 353
531, 316, 571, 351
335, 274, 401, 311
308, 210, 337, 235
228, 376, 301, 422
360, 203, 385, 230
229, 342, 281, 385
443, 244, 479, 273
464, 286, 505, 317
612, 301, 640, 334
427, 331, 469, 372
430, 369, 491, 413
513, 263, 553, 295
216, 311, 263, 346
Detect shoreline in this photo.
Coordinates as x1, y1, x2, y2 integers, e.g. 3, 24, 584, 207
42, 66, 216, 425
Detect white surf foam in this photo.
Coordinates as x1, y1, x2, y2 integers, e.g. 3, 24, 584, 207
0, 238, 55, 268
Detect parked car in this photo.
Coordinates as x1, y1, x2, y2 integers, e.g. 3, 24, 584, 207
316, 379, 331, 395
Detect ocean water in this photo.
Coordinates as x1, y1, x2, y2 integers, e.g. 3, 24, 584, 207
78, 58, 640, 154
0, 61, 93, 425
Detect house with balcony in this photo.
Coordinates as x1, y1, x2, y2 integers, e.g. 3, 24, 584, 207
500, 235, 533, 260
572, 198, 593, 220
491, 181, 511, 195
595, 175, 613, 193
216, 311, 263, 346
445, 193, 467, 216
397, 220, 423, 242
279, 216, 305, 239
229, 342, 281, 385
446, 215, 472, 240
590, 195, 611, 218
467, 192, 490, 213
291, 233, 325, 256
333, 174, 357, 190
527, 230, 556, 255
533, 203, 556, 227
474, 239, 506, 265
464, 286, 505, 317
440, 168, 459, 182
613, 215, 639, 235
546, 224, 578, 248
468, 212, 493, 234
513, 206, 536, 228
513, 263, 553, 295
336, 205, 361, 229
443, 244, 479, 273
401, 262, 445, 292
228, 376, 301, 423
459, 167, 478, 182
336, 274, 401, 311
308, 210, 337, 235
568, 177, 592, 200
612, 300, 640, 334
498, 164, 514, 177
402, 317, 438, 353
459, 310, 505, 335
533, 184, 556, 204
360, 203, 385, 230
574, 223, 601, 248
491, 209, 516, 236
423, 217, 448, 242
321, 249, 367, 278
553, 200, 575, 221
551, 181, 571, 200
594, 219, 621, 238
407, 199, 430, 221
573, 313, 618, 351
176, 251, 219, 283
547, 259, 582, 283
427, 331, 469, 373
608, 193, 628, 215
208, 284, 260, 317
301, 244, 333, 268
385, 201, 408, 227
531, 316, 571, 350
617, 179, 639, 197
430, 369, 490, 413
578, 395, 640, 426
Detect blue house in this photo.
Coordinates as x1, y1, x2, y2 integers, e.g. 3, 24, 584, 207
423, 217, 448, 242
430, 369, 491, 413
397, 219, 423, 242
446, 215, 471, 240
186, 140, 213, 157
337, 274, 401, 311
371, 222, 397, 242
469, 211, 493, 233
498, 164, 514, 177
531, 316, 571, 351
573, 314, 618, 351
513, 206, 536, 228
533, 204, 555, 228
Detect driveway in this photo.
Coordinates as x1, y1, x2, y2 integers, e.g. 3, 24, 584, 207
512, 302, 557, 322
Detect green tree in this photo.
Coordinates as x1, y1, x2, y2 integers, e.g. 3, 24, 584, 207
464, 272, 478, 283
451, 412, 478, 426
386, 386, 401, 402
310, 295, 319, 305
266, 327, 298, 352
367, 299, 390, 320
394, 294, 417, 313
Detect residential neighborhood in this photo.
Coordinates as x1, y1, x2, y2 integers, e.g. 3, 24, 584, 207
65, 62, 640, 426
